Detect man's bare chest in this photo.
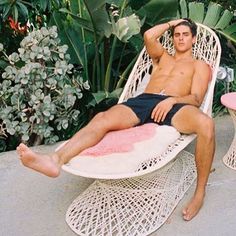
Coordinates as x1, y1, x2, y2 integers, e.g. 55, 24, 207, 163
153, 60, 195, 79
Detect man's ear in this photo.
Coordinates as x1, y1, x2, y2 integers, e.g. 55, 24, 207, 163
192, 36, 196, 45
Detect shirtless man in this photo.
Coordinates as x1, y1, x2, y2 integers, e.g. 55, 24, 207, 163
17, 18, 214, 221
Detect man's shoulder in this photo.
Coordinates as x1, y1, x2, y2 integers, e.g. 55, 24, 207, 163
194, 59, 209, 69
194, 59, 211, 80
159, 51, 174, 60
153, 50, 172, 64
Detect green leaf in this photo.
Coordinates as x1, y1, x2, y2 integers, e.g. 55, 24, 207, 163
40, 0, 48, 11
0, 59, 8, 69
203, 2, 222, 27
220, 23, 236, 43
22, 134, 29, 141
0, 0, 9, 5
10, 94, 18, 105
21, 123, 30, 132
72, 110, 80, 120
113, 14, 141, 42
51, 12, 85, 65
92, 91, 108, 104
179, 0, 187, 19
110, 88, 123, 98
12, 5, 19, 22
189, 2, 204, 23
8, 128, 16, 135
62, 119, 68, 129
64, 1, 111, 37
69, 0, 79, 14
43, 110, 50, 117
222, 23, 236, 35
137, 0, 178, 25
43, 95, 51, 104
58, 8, 93, 32
16, 1, 29, 19
2, 4, 11, 20
84, 0, 106, 13
214, 10, 234, 30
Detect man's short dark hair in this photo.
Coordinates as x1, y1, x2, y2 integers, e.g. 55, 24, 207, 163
171, 18, 197, 37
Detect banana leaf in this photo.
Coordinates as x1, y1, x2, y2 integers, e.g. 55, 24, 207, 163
136, 0, 178, 25
215, 10, 234, 30
203, 2, 222, 27
179, 0, 187, 19
189, 2, 204, 23
178, 1, 236, 43
221, 23, 236, 43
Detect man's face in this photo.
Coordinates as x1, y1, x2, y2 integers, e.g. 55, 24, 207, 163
173, 25, 196, 52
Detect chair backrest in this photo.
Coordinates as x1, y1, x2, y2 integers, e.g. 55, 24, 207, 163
118, 23, 221, 116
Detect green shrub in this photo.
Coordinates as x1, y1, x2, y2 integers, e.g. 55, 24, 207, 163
0, 26, 89, 146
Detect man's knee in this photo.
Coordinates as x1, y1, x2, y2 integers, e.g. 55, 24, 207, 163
92, 109, 121, 130
197, 114, 215, 139
92, 111, 110, 127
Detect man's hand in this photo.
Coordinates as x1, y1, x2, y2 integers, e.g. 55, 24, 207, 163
151, 97, 176, 123
168, 19, 187, 27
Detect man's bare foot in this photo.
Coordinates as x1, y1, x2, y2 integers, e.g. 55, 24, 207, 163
182, 193, 204, 221
17, 143, 60, 178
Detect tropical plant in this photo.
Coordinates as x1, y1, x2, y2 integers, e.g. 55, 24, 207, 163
0, 0, 180, 152
199, 0, 236, 11
1, 0, 179, 97
50, 0, 178, 99
0, 0, 63, 78
0, 0, 64, 22
0, 26, 90, 146
178, 0, 236, 43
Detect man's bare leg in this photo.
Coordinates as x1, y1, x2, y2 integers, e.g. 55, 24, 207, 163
17, 105, 140, 177
172, 105, 215, 221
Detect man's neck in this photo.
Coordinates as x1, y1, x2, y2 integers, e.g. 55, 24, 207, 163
174, 50, 193, 61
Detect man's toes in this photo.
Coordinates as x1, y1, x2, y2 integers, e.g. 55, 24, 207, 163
182, 207, 188, 216
18, 143, 29, 154
183, 214, 190, 221
182, 208, 190, 220
19, 143, 27, 150
16, 146, 23, 156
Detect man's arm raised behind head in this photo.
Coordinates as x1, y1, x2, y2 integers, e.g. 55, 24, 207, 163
143, 23, 168, 61
144, 19, 186, 61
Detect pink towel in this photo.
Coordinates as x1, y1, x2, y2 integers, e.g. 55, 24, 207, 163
80, 123, 157, 156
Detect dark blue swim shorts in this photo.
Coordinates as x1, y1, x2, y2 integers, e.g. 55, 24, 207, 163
122, 93, 186, 126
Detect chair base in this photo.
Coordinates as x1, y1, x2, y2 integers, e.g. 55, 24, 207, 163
65, 151, 196, 236
222, 136, 236, 170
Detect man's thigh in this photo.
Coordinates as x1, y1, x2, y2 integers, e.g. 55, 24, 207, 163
171, 105, 210, 134
104, 104, 140, 129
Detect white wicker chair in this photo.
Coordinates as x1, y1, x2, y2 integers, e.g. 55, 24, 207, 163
59, 23, 221, 236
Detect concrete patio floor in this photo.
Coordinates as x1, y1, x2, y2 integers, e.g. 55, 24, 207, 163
0, 114, 236, 236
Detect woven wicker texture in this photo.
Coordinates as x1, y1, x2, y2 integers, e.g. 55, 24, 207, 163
223, 109, 236, 170
66, 151, 196, 236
